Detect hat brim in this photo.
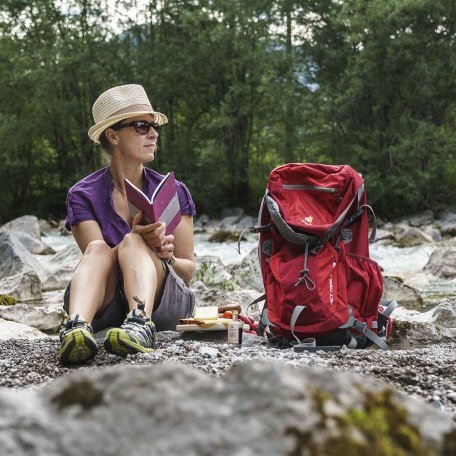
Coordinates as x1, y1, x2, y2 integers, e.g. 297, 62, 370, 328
88, 110, 168, 144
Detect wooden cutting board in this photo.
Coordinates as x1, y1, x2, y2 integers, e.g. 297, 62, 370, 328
176, 319, 248, 332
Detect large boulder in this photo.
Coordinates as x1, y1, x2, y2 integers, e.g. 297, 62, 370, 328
0, 270, 42, 302
382, 276, 423, 310
388, 319, 455, 349
429, 298, 456, 328
42, 244, 82, 291
394, 226, 434, 247
0, 302, 65, 333
422, 224, 442, 242
424, 245, 456, 278
10, 231, 55, 255
0, 215, 41, 240
0, 361, 454, 455
405, 210, 434, 227
0, 318, 49, 340
389, 299, 456, 348
230, 247, 263, 292
0, 231, 45, 280
435, 211, 456, 236
194, 255, 233, 287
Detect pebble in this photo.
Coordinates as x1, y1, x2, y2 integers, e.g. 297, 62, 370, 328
198, 346, 219, 357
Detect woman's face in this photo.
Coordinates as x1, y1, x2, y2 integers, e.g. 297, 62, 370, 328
110, 114, 159, 163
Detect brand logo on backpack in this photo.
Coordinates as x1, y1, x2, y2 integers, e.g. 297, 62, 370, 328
329, 274, 334, 305
303, 215, 313, 225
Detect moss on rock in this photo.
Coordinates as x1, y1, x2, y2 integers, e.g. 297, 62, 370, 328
51, 379, 104, 411
285, 388, 434, 456
208, 230, 243, 243
388, 320, 414, 346
0, 294, 16, 306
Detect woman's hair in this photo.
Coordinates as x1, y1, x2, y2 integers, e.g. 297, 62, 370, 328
98, 119, 124, 155
99, 131, 112, 154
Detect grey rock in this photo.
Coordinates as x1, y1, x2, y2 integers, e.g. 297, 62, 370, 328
220, 207, 244, 219
42, 244, 82, 291
422, 224, 442, 242
11, 231, 55, 255
190, 280, 208, 292
0, 302, 65, 332
430, 298, 456, 328
220, 215, 241, 230
0, 215, 41, 240
241, 332, 269, 347
0, 361, 454, 455
198, 346, 219, 357
194, 214, 210, 227
0, 270, 42, 302
373, 228, 394, 242
234, 215, 256, 232
406, 210, 434, 227
193, 214, 210, 233
383, 276, 423, 310
0, 232, 46, 280
57, 220, 72, 236
230, 247, 263, 292
435, 211, 456, 236
0, 318, 49, 340
389, 319, 456, 349
194, 255, 232, 286
424, 245, 456, 278
394, 226, 434, 247
38, 219, 54, 231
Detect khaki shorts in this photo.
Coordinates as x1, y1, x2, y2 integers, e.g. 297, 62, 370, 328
63, 262, 195, 333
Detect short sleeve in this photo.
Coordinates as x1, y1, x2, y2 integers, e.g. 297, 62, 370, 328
64, 189, 97, 231
177, 181, 196, 216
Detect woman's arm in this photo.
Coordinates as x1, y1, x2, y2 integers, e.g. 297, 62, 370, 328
71, 220, 106, 253
156, 215, 196, 283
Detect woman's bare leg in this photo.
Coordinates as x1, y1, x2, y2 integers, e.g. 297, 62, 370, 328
68, 240, 118, 323
117, 232, 167, 317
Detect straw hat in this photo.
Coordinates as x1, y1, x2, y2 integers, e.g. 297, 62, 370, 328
88, 84, 168, 144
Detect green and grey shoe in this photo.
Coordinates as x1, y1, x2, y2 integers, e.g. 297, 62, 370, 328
59, 315, 98, 365
104, 305, 156, 357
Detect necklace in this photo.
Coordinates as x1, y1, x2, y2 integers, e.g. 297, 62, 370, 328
112, 180, 125, 196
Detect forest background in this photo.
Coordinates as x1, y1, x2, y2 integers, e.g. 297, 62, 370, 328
0, 0, 454, 223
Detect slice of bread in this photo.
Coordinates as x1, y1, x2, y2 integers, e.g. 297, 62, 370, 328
194, 306, 219, 321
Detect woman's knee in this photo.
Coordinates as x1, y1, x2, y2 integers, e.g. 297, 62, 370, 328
84, 240, 115, 262
118, 232, 147, 254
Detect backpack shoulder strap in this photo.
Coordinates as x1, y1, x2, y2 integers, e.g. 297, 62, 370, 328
265, 192, 319, 245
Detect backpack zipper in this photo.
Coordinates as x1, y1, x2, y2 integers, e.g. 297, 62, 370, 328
282, 184, 339, 196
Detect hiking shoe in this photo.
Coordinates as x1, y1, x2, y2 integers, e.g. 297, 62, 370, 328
103, 305, 156, 356
59, 315, 98, 365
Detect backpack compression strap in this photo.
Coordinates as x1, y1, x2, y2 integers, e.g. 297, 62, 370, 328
289, 306, 354, 352
339, 307, 388, 350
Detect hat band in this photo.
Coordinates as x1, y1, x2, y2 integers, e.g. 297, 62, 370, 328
108, 103, 154, 118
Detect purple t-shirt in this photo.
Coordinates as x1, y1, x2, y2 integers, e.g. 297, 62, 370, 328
65, 166, 196, 247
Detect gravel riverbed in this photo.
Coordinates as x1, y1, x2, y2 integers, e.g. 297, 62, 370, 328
1, 334, 455, 421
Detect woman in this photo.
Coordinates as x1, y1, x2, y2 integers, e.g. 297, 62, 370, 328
59, 84, 196, 365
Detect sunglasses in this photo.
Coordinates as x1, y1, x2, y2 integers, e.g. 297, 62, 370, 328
111, 120, 161, 135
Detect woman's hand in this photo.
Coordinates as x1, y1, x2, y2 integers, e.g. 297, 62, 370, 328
155, 234, 175, 261
131, 211, 166, 250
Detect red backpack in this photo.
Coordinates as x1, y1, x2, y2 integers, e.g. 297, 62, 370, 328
244, 163, 396, 351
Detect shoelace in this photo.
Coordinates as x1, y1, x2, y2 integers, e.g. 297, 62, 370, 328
60, 316, 93, 341
122, 317, 153, 345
